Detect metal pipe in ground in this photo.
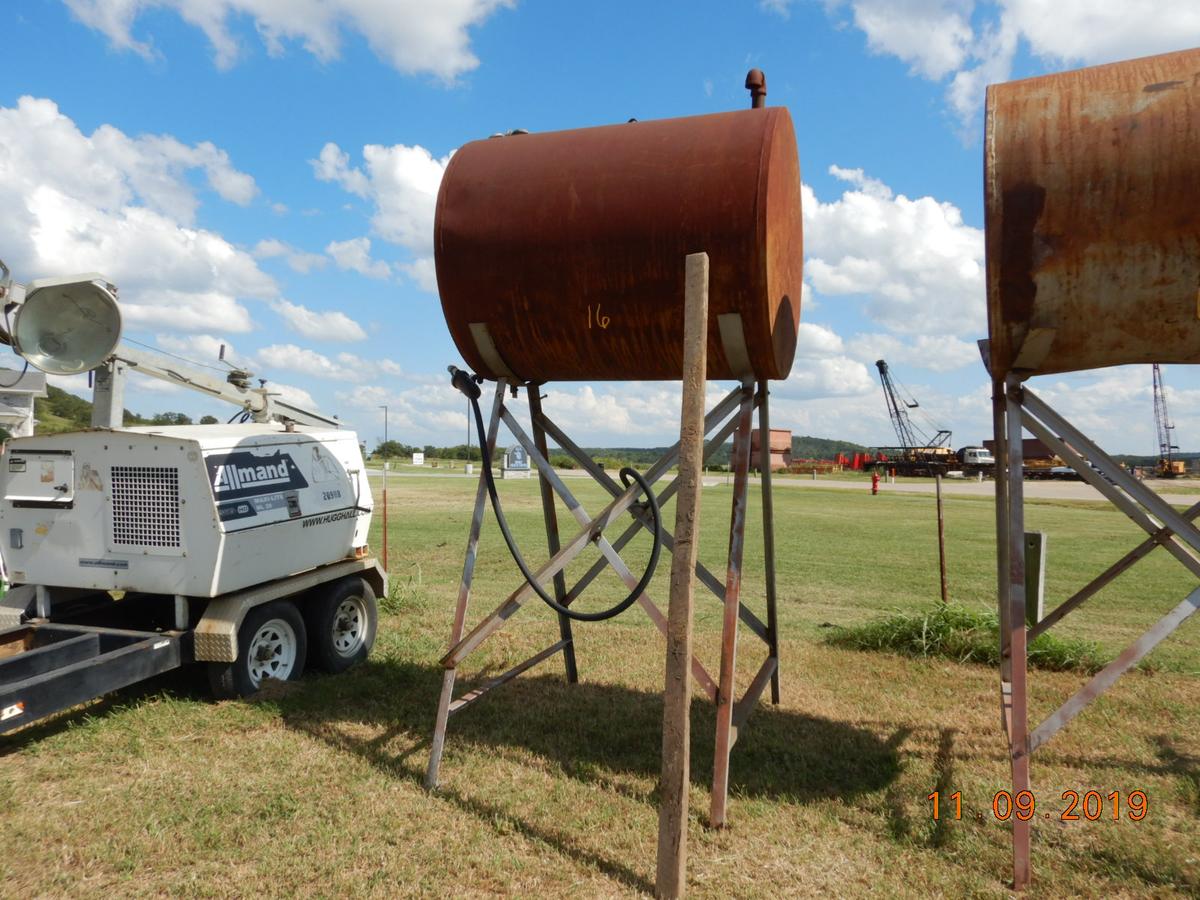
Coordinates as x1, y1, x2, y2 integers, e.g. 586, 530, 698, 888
936, 473, 948, 604
381, 462, 389, 571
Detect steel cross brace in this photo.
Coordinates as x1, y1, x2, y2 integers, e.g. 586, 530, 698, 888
994, 378, 1200, 889
1016, 385, 1200, 750
425, 379, 783, 830
535, 393, 770, 642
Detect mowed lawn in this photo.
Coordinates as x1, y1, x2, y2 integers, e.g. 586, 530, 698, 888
1, 474, 1197, 896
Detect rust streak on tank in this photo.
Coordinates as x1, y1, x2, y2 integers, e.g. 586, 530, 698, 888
985, 47, 1200, 379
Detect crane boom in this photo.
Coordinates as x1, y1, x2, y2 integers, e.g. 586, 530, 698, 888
874, 359, 950, 450
875, 359, 917, 449
1152, 363, 1179, 476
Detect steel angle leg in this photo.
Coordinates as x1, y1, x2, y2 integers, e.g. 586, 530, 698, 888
426, 380, 506, 791
528, 387, 579, 684
1005, 375, 1032, 889
992, 377, 1013, 727
710, 380, 756, 828
757, 380, 781, 704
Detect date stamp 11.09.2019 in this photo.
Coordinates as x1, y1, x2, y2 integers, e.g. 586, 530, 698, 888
928, 790, 1148, 822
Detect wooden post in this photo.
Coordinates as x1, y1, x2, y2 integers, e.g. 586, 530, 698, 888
936, 474, 948, 604
656, 252, 708, 899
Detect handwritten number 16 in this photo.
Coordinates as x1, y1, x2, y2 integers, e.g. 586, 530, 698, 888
587, 304, 611, 329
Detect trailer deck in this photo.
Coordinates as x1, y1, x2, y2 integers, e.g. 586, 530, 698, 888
0, 622, 186, 734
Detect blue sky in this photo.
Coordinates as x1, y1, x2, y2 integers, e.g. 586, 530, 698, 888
2, 1, 1199, 452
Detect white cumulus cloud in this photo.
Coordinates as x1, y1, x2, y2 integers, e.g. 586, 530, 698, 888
796, 322, 846, 358
270, 298, 367, 342
64, 0, 514, 81
0, 97, 273, 335
793, 0, 1200, 131
259, 344, 361, 382
803, 166, 985, 336
253, 238, 327, 274
844, 332, 982, 372
325, 237, 391, 279
313, 141, 449, 293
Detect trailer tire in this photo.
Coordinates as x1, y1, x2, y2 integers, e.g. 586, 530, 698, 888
207, 600, 307, 699
306, 577, 377, 674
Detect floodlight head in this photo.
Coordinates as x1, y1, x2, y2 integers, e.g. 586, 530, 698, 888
11, 274, 122, 375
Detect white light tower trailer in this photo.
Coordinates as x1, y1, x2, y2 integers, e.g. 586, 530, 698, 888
0, 266, 384, 734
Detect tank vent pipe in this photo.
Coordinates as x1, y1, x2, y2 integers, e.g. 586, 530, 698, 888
745, 68, 767, 108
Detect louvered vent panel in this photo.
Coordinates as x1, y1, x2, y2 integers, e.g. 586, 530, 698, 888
110, 466, 181, 548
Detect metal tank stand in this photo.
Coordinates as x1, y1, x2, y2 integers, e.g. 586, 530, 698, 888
425, 377, 782, 828
993, 373, 1200, 890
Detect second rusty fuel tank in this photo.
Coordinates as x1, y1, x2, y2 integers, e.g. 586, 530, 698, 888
435, 102, 803, 382
985, 47, 1200, 379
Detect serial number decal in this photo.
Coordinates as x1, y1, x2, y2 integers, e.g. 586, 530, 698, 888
322, 489, 342, 501
928, 790, 1148, 822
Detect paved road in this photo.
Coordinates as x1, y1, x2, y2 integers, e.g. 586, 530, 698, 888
769, 476, 1200, 504
367, 467, 1200, 505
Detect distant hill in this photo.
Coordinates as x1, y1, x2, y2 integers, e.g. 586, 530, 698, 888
34, 385, 216, 434
790, 435, 873, 459
573, 434, 874, 469
34, 385, 93, 434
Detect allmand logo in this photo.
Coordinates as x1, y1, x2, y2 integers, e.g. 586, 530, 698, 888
207, 450, 308, 500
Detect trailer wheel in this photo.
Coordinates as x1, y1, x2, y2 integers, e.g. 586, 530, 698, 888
208, 601, 308, 699
307, 577, 378, 674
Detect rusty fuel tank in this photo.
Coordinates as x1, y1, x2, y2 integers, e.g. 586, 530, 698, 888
985, 47, 1200, 379
435, 105, 803, 382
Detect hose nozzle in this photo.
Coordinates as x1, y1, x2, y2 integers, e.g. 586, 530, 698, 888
448, 365, 482, 400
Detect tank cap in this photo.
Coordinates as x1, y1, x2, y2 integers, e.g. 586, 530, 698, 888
745, 69, 767, 108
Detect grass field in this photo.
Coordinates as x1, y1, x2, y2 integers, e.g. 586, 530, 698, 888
1, 476, 1197, 896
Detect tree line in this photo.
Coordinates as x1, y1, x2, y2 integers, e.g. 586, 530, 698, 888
372, 440, 483, 461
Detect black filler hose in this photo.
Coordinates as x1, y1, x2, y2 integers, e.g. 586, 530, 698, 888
449, 365, 662, 622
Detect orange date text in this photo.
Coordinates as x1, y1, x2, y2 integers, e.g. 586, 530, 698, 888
927, 790, 1148, 822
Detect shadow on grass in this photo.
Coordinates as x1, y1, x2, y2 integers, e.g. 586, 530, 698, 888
886, 727, 957, 848
0, 666, 208, 754
282, 658, 902, 803
272, 657, 903, 891
1154, 735, 1200, 817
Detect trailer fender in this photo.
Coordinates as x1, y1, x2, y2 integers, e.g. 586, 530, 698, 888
0, 585, 36, 629
193, 558, 387, 662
